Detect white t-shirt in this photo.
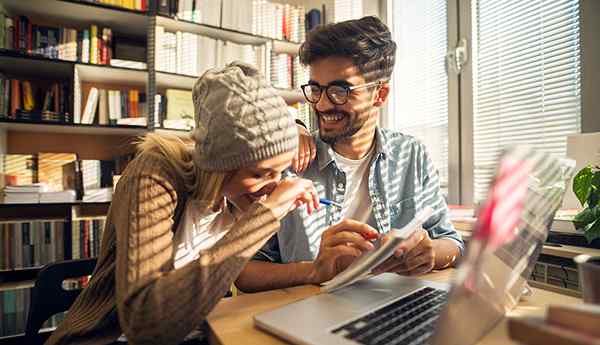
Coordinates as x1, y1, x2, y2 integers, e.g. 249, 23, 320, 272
172, 198, 238, 268
332, 144, 376, 227
118, 199, 236, 342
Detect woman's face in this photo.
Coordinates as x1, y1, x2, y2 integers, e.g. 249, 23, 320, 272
222, 150, 296, 211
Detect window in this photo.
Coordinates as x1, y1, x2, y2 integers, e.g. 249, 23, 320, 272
386, 0, 450, 192
471, 0, 582, 201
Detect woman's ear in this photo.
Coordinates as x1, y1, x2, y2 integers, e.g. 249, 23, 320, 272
373, 83, 391, 107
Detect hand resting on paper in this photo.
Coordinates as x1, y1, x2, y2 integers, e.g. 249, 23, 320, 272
372, 228, 435, 276
308, 219, 381, 284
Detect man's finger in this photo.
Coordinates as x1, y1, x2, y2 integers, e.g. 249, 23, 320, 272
325, 232, 375, 252
396, 229, 427, 254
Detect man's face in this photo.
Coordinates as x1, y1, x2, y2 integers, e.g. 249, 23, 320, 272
308, 57, 378, 145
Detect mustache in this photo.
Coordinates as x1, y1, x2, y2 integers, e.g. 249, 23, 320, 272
316, 109, 352, 118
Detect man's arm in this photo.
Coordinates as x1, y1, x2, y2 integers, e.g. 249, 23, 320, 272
236, 260, 315, 293
236, 220, 380, 292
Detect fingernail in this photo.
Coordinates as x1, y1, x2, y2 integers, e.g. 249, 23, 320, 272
366, 242, 375, 250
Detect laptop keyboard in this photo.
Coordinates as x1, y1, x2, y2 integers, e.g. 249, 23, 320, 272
331, 287, 448, 345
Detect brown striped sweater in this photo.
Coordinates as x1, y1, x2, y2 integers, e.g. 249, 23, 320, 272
45, 150, 280, 345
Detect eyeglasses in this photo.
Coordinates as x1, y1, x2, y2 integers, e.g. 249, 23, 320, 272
301, 81, 381, 106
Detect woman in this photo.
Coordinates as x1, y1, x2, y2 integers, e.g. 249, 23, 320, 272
46, 62, 319, 345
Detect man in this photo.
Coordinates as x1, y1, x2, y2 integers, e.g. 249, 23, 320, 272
236, 16, 463, 292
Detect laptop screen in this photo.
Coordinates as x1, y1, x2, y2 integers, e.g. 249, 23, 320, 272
431, 146, 575, 345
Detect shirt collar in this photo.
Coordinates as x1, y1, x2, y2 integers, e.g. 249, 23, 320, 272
315, 127, 391, 171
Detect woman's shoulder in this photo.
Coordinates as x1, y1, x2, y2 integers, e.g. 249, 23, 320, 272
120, 150, 188, 193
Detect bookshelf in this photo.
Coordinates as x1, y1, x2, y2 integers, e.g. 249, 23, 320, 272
0, 0, 318, 340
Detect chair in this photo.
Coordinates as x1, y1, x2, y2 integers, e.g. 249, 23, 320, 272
24, 258, 97, 345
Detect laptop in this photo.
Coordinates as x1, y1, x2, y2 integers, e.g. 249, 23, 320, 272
254, 147, 575, 345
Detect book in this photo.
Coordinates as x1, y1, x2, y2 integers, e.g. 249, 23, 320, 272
165, 89, 193, 127
81, 87, 99, 124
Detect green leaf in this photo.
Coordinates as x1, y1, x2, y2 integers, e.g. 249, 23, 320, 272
573, 166, 594, 207
589, 170, 600, 208
573, 206, 600, 228
584, 218, 600, 243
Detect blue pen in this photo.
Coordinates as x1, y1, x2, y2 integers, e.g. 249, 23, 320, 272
319, 198, 342, 209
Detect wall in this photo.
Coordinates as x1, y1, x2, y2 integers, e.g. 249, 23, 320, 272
581, 0, 600, 133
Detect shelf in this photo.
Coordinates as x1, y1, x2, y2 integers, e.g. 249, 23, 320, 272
155, 15, 301, 52
154, 127, 193, 139
0, 50, 73, 78
0, 267, 40, 285
155, 71, 197, 89
0, 118, 148, 135
75, 63, 148, 85
2, 0, 149, 38
0, 201, 111, 208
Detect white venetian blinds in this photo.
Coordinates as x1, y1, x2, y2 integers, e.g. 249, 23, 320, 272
472, 0, 581, 201
388, 0, 449, 191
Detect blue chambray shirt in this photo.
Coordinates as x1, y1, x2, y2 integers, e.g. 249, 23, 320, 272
254, 128, 464, 263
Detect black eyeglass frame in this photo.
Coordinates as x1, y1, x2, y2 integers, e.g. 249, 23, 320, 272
300, 80, 383, 105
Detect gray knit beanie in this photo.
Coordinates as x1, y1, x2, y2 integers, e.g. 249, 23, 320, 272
191, 61, 298, 171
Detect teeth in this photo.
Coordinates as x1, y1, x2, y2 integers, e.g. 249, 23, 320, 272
322, 114, 344, 122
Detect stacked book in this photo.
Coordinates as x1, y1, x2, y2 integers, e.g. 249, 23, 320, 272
84, 0, 149, 11
0, 75, 71, 121
79, 87, 147, 126
2, 184, 47, 204
155, 27, 270, 78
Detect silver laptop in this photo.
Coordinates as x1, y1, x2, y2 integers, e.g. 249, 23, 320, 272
254, 147, 575, 345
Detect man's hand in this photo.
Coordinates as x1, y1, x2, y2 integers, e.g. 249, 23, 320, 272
308, 219, 380, 284
372, 228, 435, 276
292, 124, 316, 173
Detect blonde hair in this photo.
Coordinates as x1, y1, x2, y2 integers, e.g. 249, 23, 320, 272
136, 133, 230, 208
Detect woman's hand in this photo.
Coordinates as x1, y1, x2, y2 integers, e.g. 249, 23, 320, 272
292, 124, 316, 173
261, 177, 319, 220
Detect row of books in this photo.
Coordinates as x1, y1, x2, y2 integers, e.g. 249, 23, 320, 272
156, 0, 306, 43
0, 15, 116, 66
0, 76, 71, 121
72, 218, 106, 260
80, 87, 147, 126
0, 220, 66, 270
155, 27, 270, 78
2, 153, 118, 204
84, 0, 149, 11
271, 53, 309, 90
0, 288, 68, 337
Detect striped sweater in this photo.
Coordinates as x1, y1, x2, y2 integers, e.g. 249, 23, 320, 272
45, 150, 280, 345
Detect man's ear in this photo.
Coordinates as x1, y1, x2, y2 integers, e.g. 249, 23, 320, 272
373, 83, 390, 107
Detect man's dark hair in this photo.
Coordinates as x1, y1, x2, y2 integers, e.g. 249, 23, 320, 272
299, 16, 397, 82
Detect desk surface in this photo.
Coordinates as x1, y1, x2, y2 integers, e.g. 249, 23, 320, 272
207, 269, 580, 345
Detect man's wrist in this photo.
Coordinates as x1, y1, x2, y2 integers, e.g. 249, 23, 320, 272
295, 261, 319, 285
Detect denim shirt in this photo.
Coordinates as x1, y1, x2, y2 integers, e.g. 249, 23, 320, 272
255, 128, 464, 263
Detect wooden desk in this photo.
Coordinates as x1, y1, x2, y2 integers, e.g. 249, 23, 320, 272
206, 269, 580, 345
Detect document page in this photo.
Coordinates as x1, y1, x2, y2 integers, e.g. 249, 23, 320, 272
321, 207, 433, 293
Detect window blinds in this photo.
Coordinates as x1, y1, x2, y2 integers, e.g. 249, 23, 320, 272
472, 0, 581, 201
388, 0, 449, 190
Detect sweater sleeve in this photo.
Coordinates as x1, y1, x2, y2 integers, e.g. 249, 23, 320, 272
114, 161, 280, 345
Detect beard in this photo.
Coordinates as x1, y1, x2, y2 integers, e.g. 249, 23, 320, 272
317, 108, 368, 145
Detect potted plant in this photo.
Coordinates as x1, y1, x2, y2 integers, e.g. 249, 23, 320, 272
573, 165, 600, 242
